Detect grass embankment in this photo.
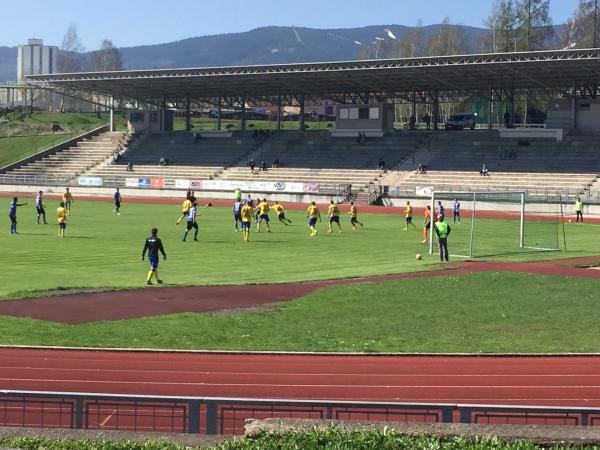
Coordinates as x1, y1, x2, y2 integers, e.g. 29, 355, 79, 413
0, 430, 594, 450
0, 200, 598, 352
0, 112, 127, 168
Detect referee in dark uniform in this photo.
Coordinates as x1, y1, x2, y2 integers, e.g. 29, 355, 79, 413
142, 227, 167, 285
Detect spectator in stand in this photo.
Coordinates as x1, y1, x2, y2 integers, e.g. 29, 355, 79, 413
377, 158, 385, 170
416, 163, 427, 174
423, 113, 431, 130
272, 158, 280, 168
249, 159, 255, 173
127, 162, 134, 171
260, 160, 267, 171
480, 163, 489, 176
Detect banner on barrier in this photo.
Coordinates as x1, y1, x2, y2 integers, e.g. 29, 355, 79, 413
175, 179, 190, 189
78, 177, 103, 187
150, 178, 164, 189
415, 186, 434, 197
200, 180, 317, 194
138, 177, 151, 189
125, 178, 139, 188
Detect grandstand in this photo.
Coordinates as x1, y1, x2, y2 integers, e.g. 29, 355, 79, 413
1, 131, 130, 184
382, 131, 600, 201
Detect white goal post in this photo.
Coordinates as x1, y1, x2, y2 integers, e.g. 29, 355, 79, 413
428, 190, 561, 259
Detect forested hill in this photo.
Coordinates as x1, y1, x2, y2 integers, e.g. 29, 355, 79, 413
0, 24, 487, 82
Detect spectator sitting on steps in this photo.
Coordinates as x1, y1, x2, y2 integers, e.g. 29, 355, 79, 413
249, 159, 255, 173
416, 163, 427, 174
126, 162, 134, 171
272, 158, 280, 168
377, 158, 385, 170
480, 163, 489, 176
159, 157, 169, 166
260, 160, 267, 171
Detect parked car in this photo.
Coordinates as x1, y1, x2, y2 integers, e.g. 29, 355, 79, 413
445, 113, 476, 130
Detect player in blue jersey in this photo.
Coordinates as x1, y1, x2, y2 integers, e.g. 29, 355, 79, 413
233, 199, 242, 231
142, 227, 167, 285
9, 197, 27, 234
114, 188, 122, 215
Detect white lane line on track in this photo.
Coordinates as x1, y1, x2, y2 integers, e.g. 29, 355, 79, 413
1, 367, 600, 377
3, 378, 600, 389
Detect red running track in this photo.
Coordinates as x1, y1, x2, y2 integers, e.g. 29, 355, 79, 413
2, 348, 600, 407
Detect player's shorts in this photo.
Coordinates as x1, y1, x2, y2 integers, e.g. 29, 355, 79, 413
65, 202, 71, 208
350, 217, 358, 224
58, 223, 66, 229
278, 213, 286, 220
241, 221, 250, 231
424, 221, 431, 229
114, 201, 121, 208
234, 213, 241, 221
405, 217, 413, 223
36, 206, 45, 214
259, 214, 270, 223
182, 210, 189, 216
9, 214, 16, 224
186, 221, 198, 230
148, 255, 159, 270
308, 217, 317, 226
329, 215, 340, 224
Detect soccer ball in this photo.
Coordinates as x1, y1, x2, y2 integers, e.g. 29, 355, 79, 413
416, 253, 422, 260
568, 219, 572, 223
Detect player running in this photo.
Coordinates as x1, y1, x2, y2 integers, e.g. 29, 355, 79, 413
141, 227, 167, 285
240, 201, 254, 242
306, 201, 321, 236
327, 200, 342, 234
176, 196, 193, 226
35, 191, 47, 224
422, 205, 432, 243
9, 197, 27, 235
348, 201, 363, 230
182, 202, 199, 242
62, 188, 73, 216
233, 199, 243, 231
57, 202, 67, 238
273, 201, 292, 225
403, 201, 416, 230
255, 198, 271, 232
114, 188, 122, 215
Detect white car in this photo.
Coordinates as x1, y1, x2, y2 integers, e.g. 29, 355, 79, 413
445, 113, 476, 130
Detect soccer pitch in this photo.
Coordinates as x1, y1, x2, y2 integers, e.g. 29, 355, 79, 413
0, 198, 596, 300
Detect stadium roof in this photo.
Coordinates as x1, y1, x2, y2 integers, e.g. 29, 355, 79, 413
27, 48, 600, 102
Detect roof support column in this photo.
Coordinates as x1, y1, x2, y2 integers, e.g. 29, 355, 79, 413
217, 96, 222, 131
185, 97, 191, 132
276, 94, 282, 131
299, 95, 305, 131
488, 88, 494, 130
432, 89, 439, 131
160, 96, 166, 135
109, 96, 115, 132
240, 96, 246, 131
411, 92, 417, 129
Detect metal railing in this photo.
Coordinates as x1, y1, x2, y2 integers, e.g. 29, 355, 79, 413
2, 390, 600, 435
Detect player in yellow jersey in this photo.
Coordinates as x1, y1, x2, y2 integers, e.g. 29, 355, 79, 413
240, 201, 254, 242
176, 197, 193, 225
254, 198, 271, 232
327, 200, 342, 234
403, 200, 416, 230
306, 201, 321, 236
273, 201, 292, 225
62, 188, 73, 216
348, 201, 364, 230
57, 202, 67, 237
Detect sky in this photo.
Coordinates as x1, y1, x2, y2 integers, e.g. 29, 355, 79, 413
2, 0, 582, 50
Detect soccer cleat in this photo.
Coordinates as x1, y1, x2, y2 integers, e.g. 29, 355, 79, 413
193, 238, 199, 241
146, 281, 153, 285
157, 279, 163, 284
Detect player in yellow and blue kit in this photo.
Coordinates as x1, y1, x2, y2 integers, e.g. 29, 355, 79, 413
57, 202, 67, 237
306, 201, 321, 236
273, 201, 292, 225
240, 201, 254, 242
327, 200, 342, 234
62, 188, 73, 216
348, 201, 363, 230
255, 198, 271, 232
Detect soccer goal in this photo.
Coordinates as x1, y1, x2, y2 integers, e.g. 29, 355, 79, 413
428, 191, 565, 259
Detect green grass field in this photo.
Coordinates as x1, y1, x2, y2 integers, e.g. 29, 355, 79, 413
0, 199, 597, 351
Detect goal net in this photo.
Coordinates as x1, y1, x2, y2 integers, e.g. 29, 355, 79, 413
428, 191, 564, 259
